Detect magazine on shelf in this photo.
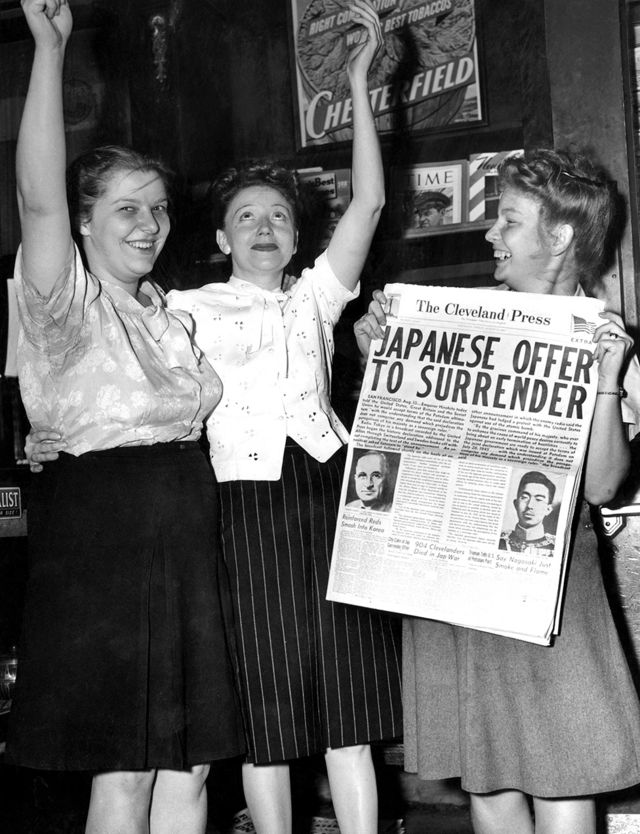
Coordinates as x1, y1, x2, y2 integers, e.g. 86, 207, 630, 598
298, 167, 352, 251
326, 284, 604, 645
467, 149, 523, 223
393, 161, 468, 237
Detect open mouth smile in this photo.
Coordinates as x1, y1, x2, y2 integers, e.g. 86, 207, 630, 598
126, 240, 155, 251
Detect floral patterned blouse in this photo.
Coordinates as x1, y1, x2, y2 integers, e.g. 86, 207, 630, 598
14, 244, 222, 455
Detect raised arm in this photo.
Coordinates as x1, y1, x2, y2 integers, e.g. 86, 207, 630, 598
584, 312, 635, 505
326, 0, 383, 290
17, 0, 73, 295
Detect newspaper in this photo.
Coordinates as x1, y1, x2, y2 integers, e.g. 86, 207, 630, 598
327, 284, 605, 645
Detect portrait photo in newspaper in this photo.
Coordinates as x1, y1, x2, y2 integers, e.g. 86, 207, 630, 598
345, 448, 401, 513
498, 468, 565, 557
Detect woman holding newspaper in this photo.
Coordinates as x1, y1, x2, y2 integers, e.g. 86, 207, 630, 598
25, 3, 402, 833
354, 148, 640, 834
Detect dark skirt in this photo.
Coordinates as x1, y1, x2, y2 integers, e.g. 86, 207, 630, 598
6, 442, 244, 771
219, 441, 402, 765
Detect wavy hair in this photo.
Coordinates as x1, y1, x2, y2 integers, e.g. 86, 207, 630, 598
498, 149, 618, 291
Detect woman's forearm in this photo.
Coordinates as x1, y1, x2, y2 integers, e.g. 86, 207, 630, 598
584, 395, 630, 505
17, 1, 73, 295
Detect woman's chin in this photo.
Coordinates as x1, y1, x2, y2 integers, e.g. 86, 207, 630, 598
251, 253, 289, 273
492, 262, 509, 283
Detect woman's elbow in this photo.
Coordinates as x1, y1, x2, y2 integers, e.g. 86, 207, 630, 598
584, 484, 616, 506
584, 469, 629, 506
368, 198, 385, 227
356, 186, 385, 217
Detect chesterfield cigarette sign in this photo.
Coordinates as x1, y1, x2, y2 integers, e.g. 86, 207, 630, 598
291, 0, 482, 146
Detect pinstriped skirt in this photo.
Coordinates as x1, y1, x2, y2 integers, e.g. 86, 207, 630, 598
218, 441, 402, 764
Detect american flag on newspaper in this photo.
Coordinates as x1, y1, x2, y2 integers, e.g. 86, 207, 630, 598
571, 314, 597, 334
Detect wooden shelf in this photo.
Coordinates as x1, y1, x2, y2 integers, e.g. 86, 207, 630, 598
402, 220, 493, 239
396, 260, 497, 286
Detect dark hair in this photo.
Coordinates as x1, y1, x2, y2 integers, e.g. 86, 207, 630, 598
497, 148, 617, 291
517, 470, 556, 504
66, 145, 173, 236
209, 159, 301, 230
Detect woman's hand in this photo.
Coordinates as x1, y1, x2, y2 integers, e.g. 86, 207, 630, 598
593, 311, 635, 389
354, 289, 388, 358
346, 0, 383, 83
21, 0, 72, 49
25, 429, 66, 474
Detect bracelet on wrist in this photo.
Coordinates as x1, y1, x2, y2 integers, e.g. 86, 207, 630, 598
596, 386, 627, 398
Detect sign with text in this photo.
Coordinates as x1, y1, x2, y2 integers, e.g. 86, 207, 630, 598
290, 0, 482, 146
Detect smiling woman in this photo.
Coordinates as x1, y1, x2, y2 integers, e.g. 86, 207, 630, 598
6, 2, 243, 833
485, 149, 615, 296
66, 146, 171, 298
354, 147, 640, 834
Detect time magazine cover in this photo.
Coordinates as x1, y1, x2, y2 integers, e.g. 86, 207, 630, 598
393, 160, 467, 236
290, 0, 483, 147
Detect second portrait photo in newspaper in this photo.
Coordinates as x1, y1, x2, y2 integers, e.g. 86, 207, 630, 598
498, 469, 562, 556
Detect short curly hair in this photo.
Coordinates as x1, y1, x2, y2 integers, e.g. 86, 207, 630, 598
497, 148, 617, 291
209, 159, 301, 230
